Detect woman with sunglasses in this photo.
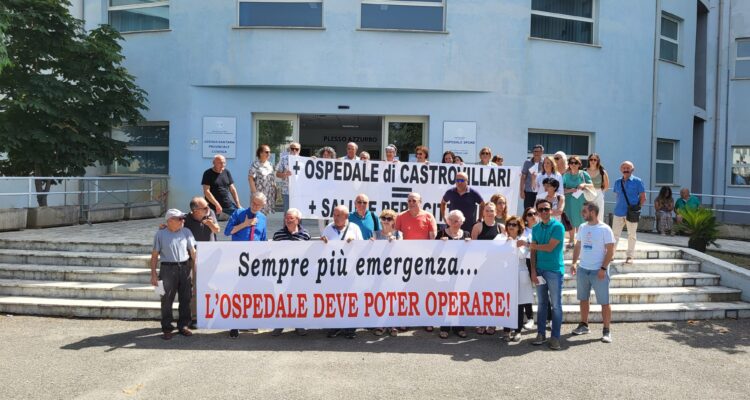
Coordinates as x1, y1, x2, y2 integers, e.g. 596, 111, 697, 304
563, 155, 593, 248
478, 147, 493, 166
471, 201, 503, 335
499, 216, 534, 342
415, 146, 429, 163
554, 151, 568, 175
533, 156, 563, 199
586, 153, 609, 221
248, 144, 276, 215
372, 209, 403, 337
436, 209, 470, 338
521, 207, 544, 330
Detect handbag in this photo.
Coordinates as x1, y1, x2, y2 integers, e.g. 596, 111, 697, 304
578, 171, 597, 202
620, 179, 641, 223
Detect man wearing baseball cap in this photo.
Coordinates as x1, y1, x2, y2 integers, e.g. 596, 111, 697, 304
150, 209, 197, 340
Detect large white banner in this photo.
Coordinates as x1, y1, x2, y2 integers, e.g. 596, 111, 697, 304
288, 156, 520, 219
197, 240, 519, 330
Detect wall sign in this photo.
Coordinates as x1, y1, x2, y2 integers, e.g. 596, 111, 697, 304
203, 117, 237, 158
443, 121, 477, 163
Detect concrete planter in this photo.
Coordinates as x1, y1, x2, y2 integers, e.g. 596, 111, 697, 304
26, 206, 78, 228
125, 201, 163, 220
0, 208, 28, 232
717, 224, 750, 241
84, 204, 126, 224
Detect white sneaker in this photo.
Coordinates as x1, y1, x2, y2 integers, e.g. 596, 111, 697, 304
602, 331, 612, 343
523, 319, 534, 330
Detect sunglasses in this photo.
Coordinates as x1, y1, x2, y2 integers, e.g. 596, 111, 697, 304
506, 223, 519, 227
526, 212, 538, 216
569, 161, 580, 165
455, 179, 466, 183
380, 217, 393, 221
554, 157, 561, 160
407, 199, 418, 203
589, 158, 599, 162
289, 147, 300, 151
355, 200, 368, 205
480, 152, 490, 155
538, 207, 551, 212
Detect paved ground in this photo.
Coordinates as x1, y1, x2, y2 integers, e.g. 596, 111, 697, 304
0, 316, 747, 399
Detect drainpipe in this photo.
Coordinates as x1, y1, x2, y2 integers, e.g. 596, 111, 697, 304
650, 0, 661, 203
711, 0, 724, 209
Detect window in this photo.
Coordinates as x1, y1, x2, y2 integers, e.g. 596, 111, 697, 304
108, 1, 169, 33
736, 39, 750, 79
239, 1, 323, 28
361, 0, 446, 32
527, 130, 590, 158
110, 122, 169, 175
655, 139, 677, 185
659, 13, 681, 63
731, 146, 750, 186
530, 0, 595, 45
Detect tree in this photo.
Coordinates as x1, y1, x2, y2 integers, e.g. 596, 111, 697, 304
0, 0, 147, 206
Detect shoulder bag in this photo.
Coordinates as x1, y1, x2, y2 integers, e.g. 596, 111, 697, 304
620, 179, 641, 223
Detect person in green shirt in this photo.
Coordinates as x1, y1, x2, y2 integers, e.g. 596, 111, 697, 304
675, 188, 700, 223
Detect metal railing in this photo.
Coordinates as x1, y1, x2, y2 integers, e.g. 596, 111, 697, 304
605, 190, 750, 221
0, 176, 169, 223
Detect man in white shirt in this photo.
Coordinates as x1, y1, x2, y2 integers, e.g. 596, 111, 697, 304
321, 205, 362, 339
571, 202, 615, 343
321, 205, 363, 242
340, 142, 358, 161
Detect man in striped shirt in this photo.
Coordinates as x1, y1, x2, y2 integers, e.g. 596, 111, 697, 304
271, 208, 310, 336
272, 208, 311, 241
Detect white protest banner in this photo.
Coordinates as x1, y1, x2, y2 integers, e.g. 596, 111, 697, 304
197, 240, 519, 330
288, 156, 520, 219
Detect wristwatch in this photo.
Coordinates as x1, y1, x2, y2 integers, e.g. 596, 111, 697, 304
600, 267, 608, 271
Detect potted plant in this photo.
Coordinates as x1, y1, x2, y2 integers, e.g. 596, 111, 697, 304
674, 207, 720, 252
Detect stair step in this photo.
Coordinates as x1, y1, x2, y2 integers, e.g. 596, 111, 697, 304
557, 286, 742, 304
0, 249, 150, 269
607, 259, 701, 273
549, 302, 750, 322
0, 296, 170, 319
0, 279, 159, 301
0, 238, 151, 254
563, 272, 719, 288
563, 249, 681, 260
0, 263, 150, 284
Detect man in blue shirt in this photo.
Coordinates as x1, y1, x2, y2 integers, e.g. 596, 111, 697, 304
224, 192, 268, 338
440, 172, 484, 231
529, 198, 565, 350
224, 192, 268, 242
612, 161, 646, 264
348, 193, 380, 240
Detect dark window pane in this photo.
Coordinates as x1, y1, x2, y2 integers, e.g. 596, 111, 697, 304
361, 4, 444, 31
660, 39, 678, 62
389, 122, 424, 162
531, 15, 592, 44
738, 40, 750, 58
119, 151, 169, 175
657, 141, 674, 160
108, 7, 169, 32
114, 124, 169, 146
527, 133, 589, 156
655, 163, 674, 184
110, 0, 165, 6
661, 17, 678, 40
736, 60, 750, 78
531, 0, 592, 18
239, 2, 322, 27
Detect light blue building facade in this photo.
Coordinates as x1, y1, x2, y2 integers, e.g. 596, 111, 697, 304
69, 0, 750, 218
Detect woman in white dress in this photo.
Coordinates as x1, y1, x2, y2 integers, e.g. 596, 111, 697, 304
499, 215, 534, 342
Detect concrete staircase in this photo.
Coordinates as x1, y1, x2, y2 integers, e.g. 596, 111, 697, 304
0, 238, 748, 322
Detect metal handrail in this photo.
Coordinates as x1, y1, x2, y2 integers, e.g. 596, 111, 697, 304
604, 189, 750, 216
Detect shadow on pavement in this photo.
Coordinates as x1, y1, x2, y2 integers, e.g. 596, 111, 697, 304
59, 326, 582, 362
648, 320, 749, 355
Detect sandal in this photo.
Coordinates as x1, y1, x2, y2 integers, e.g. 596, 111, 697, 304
425, 326, 434, 332
389, 328, 398, 337
625, 257, 633, 264
457, 330, 467, 338
476, 327, 486, 335
373, 328, 385, 336
486, 327, 496, 335
439, 331, 449, 339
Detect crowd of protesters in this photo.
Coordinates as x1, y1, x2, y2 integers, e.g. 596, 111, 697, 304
152, 141, 703, 349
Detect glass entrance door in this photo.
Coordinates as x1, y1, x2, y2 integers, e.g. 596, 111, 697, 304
254, 113, 299, 166
384, 116, 428, 162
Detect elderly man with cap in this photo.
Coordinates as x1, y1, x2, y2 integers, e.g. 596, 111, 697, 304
150, 209, 197, 340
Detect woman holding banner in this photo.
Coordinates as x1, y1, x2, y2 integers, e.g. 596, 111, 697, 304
471, 202, 503, 335
442, 150, 455, 164
490, 193, 509, 225
533, 156, 563, 199
478, 147, 493, 166
500, 216, 534, 342
372, 209, 403, 337
436, 210, 470, 339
